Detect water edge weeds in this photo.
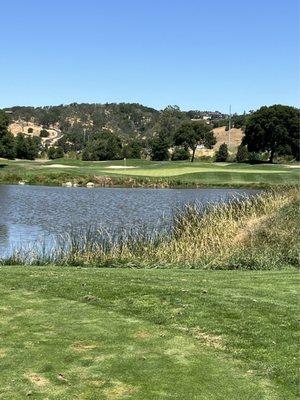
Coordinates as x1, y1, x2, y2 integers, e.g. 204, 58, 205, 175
1, 187, 299, 270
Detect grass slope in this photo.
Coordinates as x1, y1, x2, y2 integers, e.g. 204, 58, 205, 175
0, 267, 298, 399
1, 158, 299, 187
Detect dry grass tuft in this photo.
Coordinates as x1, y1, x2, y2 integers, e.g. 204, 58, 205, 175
26, 373, 49, 387
71, 342, 98, 352
104, 381, 137, 399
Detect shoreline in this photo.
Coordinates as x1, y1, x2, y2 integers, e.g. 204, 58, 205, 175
1, 159, 299, 189
0, 176, 276, 189
1, 187, 298, 269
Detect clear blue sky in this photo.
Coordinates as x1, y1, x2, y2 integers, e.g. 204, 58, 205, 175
1, 0, 299, 113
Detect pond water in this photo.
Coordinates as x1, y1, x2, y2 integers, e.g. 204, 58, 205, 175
0, 185, 260, 258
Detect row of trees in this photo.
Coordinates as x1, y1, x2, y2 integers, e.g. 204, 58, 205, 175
1, 105, 299, 163
150, 120, 216, 162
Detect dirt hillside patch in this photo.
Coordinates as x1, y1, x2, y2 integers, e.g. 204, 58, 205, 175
9, 121, 61, 146
213, 126, 244, 149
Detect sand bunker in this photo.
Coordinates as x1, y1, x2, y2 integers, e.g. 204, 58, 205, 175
106, 166, 138, 169
43, 164, 78, 168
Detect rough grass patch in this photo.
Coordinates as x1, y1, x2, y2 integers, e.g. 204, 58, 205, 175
26, 373, 50, 387
104, 381, 137, 399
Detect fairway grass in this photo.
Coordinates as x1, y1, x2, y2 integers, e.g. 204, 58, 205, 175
0, 267, 298, 399
0, 159, 299, 187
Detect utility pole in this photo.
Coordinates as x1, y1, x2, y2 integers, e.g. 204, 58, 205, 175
228, 104, 232, 148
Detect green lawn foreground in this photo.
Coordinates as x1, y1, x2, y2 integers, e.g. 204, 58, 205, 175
0, 267, 298, 399
0, 158, 299, 187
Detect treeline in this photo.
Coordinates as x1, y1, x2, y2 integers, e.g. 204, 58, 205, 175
1, 104, 299, 163
4, 103, 228, 152
78, 106, 221, 162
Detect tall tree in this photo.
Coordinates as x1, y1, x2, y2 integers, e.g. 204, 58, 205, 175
82, 131, 122, 161
122, 138, 143, 159
15, 133, 39, 160
149, 106, 186, 161
157, 106, 186, 138
0, 110, 15, 159
243, 105, 299, 163
149, 134, 170, 161
236, 144, 249, 163
174, 121, 216, 162
0, 110, 9, 134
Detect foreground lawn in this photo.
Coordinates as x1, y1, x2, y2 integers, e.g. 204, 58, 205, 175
0, 267, 298, 399
0, 158, 299, 187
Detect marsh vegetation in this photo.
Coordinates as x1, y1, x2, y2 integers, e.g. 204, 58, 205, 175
2, 187, 298, 270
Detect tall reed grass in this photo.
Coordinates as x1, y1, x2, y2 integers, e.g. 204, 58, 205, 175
1, 187, 298, 269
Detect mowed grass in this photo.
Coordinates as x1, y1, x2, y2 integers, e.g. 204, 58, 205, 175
0, 158, 299, 187
0, 267, 298, 399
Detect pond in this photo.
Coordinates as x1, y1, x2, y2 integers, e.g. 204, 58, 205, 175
0, 185, 260, 258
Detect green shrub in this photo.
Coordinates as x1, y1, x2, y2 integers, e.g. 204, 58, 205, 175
215, 143, 228, 162
248, 152, 266, 163
48, 146, 64, 159
236, 145, 249, 163
40, 129, 49, 138
171, 147, 190, 161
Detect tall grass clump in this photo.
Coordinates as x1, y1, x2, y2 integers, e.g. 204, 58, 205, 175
157, 187, 299, 269
1, 187, 298, 270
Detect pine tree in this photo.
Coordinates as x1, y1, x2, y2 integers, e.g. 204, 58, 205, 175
236, 145, 249, 163
215, 143, 228, 162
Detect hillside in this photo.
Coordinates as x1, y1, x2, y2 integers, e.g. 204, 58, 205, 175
213, 126, 244, 149
6, 103, 159, 137
9, 121, 62, 146
5, 103, 241, 153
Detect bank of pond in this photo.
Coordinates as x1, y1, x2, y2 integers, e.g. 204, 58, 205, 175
0, 185, 298, 270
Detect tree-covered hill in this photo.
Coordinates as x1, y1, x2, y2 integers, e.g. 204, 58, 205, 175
3, 103, 227, 152
5, 102, 160, 138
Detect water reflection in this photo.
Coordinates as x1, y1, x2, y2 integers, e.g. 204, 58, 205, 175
0, 224, 8, 246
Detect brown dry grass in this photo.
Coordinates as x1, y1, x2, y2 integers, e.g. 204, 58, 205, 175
71, 342, 98, 351
9, 121, 60, 146
104, 381, 137, 399
213, 126, 244, 149
26, 373, 50, 387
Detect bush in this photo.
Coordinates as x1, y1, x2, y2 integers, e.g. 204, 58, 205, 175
248, 152, 266, 164
40, 129, 49, 138
215, 143, 228, 162
28, 127, 33, 133
14, 133, 39, 160
171, 147, 190, 161
0, 132, 16, 159
122, 139, 143, 159
236, 145, 249, 163
48, 146, 64, 159
195, 155, 214, 162
82, 132, 122, 161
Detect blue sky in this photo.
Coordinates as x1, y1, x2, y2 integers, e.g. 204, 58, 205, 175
1, 0, 299, 113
